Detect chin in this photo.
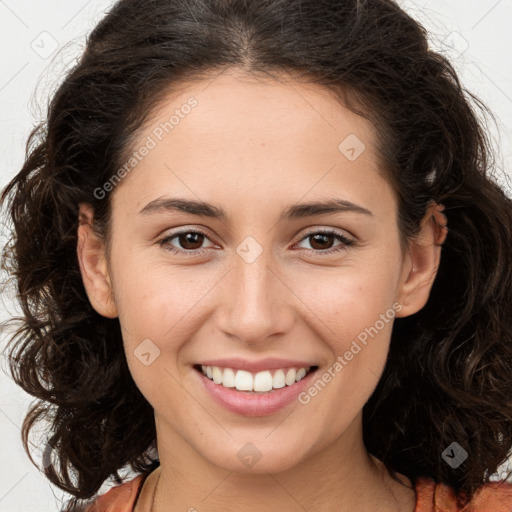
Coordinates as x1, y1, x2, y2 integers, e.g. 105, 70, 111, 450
199, 438, 308, 475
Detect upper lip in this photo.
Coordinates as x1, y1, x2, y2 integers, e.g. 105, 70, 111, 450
196, 358, 317, 373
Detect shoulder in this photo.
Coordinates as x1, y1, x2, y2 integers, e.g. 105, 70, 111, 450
81, 475, 145, 512
414, 476, 512, 512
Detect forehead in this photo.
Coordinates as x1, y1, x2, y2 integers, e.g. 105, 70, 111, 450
144, 70, 377, 150
110, 69, 392, 220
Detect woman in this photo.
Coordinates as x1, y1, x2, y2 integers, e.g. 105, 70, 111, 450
2, 0, 512, 511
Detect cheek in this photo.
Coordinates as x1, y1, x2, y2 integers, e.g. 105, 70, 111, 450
295, 260, 401, 343
110, 255, 220, 397
291, 252, 402, 410
295, 269, 400, 429
112, 264, 206, 406
109, 239, 209, 334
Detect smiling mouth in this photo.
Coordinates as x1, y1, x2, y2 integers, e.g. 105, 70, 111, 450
193, 364, 319, 393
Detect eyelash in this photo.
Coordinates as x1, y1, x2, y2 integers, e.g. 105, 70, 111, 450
159, 228, 356, 257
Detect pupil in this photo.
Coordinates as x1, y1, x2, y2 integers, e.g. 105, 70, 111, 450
311, 234, 332, 250
181, 233, 203, 250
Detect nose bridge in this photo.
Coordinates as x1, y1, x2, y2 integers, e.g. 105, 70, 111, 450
218, 235, 293, 343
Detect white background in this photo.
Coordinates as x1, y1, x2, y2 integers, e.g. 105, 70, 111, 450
1, 1, 511, 510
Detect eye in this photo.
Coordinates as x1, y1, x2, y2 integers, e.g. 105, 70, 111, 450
159, 229, 215, 256
159, 227, 356, 257
294, 228, 356, 255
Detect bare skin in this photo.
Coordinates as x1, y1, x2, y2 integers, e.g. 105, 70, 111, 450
78, 69, 446, 511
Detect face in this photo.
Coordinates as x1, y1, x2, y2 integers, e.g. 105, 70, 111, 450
78, 69, 440, 475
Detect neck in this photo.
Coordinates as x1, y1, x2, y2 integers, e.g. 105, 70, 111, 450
142, 414, 415, 512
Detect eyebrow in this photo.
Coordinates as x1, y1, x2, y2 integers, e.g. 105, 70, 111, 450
138, 197, 373, 220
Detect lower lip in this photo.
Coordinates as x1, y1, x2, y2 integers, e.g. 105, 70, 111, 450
194, 367, 318, 417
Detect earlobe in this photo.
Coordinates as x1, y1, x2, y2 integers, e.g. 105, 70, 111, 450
77, 203, 118, 319
395, 202, 448, 317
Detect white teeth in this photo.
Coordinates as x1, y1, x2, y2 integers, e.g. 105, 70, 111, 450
285, 368, 296, 386
235, 370, 253, 391
222, 368, 236, 387
272, 369, 286, 389
212, 366, 223, 384
253, 370, 273, 392
200, 365, 312, 392
296, 368, 307, 381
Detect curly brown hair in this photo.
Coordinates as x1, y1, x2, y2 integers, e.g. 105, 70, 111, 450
1, 0, 512, 509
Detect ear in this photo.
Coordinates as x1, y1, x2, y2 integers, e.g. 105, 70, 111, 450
395, 202, 448, 318
77, 203, 118, 318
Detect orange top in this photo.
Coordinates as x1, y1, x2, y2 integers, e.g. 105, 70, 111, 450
84, 473, 512, 512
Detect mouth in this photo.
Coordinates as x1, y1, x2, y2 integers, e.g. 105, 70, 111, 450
193, 364, 319, 394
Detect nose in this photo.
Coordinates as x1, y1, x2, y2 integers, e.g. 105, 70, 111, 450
214, 243, 295, 346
